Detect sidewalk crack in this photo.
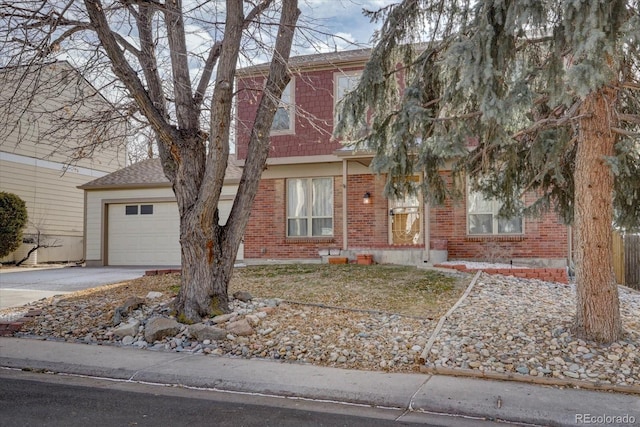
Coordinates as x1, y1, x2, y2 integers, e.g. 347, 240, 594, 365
127, 353, 194, 382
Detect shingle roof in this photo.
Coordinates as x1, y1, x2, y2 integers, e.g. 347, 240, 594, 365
238, 47, 372, 75
79, 157, 242, 190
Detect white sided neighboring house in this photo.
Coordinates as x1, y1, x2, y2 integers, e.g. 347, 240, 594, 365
0, 62, 126, 264
79, 157, 243, 267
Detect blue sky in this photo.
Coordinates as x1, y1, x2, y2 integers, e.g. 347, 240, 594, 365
297, 0, 394, 53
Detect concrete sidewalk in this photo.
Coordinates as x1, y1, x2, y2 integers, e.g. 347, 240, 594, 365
0, 337, 637, 426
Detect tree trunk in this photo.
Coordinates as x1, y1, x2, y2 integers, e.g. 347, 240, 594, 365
574, 85, 621, 343
173, 211, 236, 322
171, 0, 300, 324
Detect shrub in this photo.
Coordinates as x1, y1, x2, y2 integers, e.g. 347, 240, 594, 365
0, 192, 28, 258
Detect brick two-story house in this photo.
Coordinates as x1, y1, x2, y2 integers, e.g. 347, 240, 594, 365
235, 48, 571, 269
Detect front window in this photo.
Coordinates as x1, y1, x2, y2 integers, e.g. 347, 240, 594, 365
271, 80, 294, 133
467, 190, 523, 235
287, 178, 333, 237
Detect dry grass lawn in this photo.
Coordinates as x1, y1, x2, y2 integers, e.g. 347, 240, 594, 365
138, 264, 471, 319
19, 264, 471, 321
229, 264, 469, 318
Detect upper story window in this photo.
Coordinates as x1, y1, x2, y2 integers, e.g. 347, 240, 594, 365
467, 186, 523, 235
271, 80, 294, 134
287, 177, 333, 237
334, 72, 361, 126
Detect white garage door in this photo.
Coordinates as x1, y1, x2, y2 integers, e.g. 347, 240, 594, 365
218, 200, 244, 261
108, 202, 181, 266
107, 200, 243, 266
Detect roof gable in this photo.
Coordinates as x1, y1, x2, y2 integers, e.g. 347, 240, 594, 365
79, 157, 242, 190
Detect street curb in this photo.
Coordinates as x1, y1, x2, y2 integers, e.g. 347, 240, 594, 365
420, 365, 640, 396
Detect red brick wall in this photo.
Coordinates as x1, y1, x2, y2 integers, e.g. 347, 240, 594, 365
435, 264, 569, 284
346, 174, 391, 248
244, 176, 344, 258
429, 173, 569, 260
245, 171, 568, 261
236, 67, 363, 160
244, 173, 426, 259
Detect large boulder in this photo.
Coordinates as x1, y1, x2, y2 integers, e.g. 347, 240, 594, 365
112, 319, 140, 339
188, 323, 227, 342
226, 319, 254, 336
112, 296, 145, 326
233, 291, 253, 302
211, 313, 236, 324
144, 317, 181, 343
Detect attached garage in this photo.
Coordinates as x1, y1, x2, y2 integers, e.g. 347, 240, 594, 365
107, 202, 181, 265
79, 158, 243, 267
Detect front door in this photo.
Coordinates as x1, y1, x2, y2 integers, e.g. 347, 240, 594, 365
389, 178, 422, 245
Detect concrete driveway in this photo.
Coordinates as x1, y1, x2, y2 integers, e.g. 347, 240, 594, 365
0, 266, 153, 309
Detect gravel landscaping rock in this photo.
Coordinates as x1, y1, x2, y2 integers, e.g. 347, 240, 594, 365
423, 274, 640, 387
4, 271, 639, 387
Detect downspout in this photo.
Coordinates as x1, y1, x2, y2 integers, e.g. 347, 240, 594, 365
342, 159, 348, 252
424, 200, 430, 263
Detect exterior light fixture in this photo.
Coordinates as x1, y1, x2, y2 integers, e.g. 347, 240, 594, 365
363, 192, 371, 204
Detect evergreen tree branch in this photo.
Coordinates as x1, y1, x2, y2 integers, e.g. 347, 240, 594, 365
611, 127, 640, 137
617, 113, 640, 125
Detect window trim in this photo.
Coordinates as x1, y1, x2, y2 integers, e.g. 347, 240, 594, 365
334, 71, 362, 127
286, 177, 334, 238
270, 78, 295, 135
466, 183, 524, 236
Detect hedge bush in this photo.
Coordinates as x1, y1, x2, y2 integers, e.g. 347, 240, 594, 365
0, 192, 28, 258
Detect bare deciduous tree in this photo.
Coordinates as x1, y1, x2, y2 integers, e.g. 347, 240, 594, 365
1, 0, 300, 323
16, 223, 63, 267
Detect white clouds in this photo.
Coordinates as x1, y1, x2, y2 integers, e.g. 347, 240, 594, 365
297, 0, 394, 51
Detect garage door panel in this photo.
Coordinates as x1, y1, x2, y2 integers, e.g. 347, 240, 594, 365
219, 200, 243, 260
108, 202, 181, 266
108, 200, 243, 266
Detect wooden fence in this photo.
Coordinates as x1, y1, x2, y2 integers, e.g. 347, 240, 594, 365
613, 232, 640, 289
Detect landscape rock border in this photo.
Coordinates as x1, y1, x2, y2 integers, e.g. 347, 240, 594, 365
3, 266, 639, 396
419, 270, 640, 395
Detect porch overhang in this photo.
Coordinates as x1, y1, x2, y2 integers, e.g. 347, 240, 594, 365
333, 147, 374, 168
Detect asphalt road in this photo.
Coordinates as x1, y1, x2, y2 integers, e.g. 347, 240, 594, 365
0, 370, 433, 427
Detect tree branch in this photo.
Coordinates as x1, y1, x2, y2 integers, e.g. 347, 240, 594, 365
193, 0, 275, 110
194, 40, 222, 109
611, 127, 640, 137
113, 32, 142, 58
617, 113, 640, 125
511, 101, 583, 139
244, 0, 274, 23
227, 0, 300, 247
83, 0, 176, 147
164, 0, 197, 130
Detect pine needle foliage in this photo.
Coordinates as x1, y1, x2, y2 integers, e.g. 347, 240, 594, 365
336, 0, 640, 232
